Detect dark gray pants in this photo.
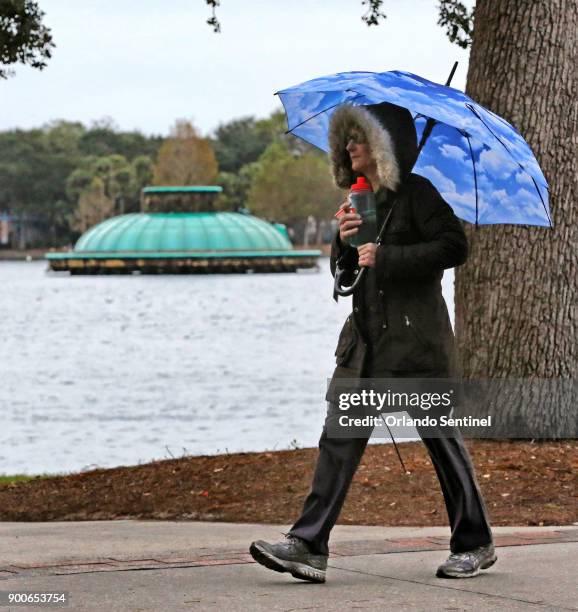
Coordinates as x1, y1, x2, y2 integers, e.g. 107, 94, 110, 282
288, 371, 493, 556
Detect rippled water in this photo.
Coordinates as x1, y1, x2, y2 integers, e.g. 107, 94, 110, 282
0, 259, 454, 475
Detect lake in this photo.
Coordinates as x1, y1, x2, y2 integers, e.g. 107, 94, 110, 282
0, 259, 454, 475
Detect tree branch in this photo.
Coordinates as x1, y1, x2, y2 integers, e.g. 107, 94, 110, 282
361, 0, 386, 26
0, 0, 54, 79
205, 0, 221, 33
204, 0, 389, 32
437, 0, 474, 49
202, 0, 474, 50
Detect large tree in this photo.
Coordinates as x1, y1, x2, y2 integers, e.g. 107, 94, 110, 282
206, 1, 576, 436
454, 0, 577, 437
66, 153, 150, 218
248, 140, 342, 242
69, 176, 114, 234
153, 120, 219, 186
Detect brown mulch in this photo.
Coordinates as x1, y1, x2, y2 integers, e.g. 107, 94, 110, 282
0, 441, 576, 526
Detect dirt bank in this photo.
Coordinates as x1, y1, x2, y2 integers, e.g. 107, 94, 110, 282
0, 440, 575, 526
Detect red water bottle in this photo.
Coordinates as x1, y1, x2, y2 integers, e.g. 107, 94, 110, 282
347, 177, 377, 247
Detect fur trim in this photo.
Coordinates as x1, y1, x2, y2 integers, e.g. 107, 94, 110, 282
328, 105, 401, 191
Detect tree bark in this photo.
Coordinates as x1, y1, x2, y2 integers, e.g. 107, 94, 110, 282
455, 0, 577, 437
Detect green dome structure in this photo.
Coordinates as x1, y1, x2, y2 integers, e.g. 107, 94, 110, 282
74, 212, 292, 253
45, 187, 320, 274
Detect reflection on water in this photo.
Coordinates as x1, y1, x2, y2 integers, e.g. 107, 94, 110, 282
0, 259, 454, 475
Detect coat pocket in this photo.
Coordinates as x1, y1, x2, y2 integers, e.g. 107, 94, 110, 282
335, 316, 356, 366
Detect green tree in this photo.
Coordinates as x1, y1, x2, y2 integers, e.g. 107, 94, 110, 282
212, 116, 275, 174
66, 153, 153, 218
256, 109, 314, 156
93, 154, 133, 214
247, 140, 341, 241
0, 0, 54, 78
65, 167, 93, 204
131, 155, 154, 211
216, 162, 260, 211
79, 119, 163, 160
0, 123, 84, 243
0, 120, 162, 245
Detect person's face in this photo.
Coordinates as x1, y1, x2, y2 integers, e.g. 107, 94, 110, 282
345, 128, 376, 176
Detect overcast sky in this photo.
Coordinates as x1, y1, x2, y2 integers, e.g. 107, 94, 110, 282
2, 0, 474, 137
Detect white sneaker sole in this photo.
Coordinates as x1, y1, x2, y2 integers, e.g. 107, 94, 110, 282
437, 554, 497, 579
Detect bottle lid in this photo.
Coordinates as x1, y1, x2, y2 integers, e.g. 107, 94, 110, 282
351, 176, 373, 192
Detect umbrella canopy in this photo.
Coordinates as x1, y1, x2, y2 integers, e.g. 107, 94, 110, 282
276, 70, 551, 227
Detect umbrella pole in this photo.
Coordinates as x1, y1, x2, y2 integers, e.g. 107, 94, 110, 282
417, 61, 459, 154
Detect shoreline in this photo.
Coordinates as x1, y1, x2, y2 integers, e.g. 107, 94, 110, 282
0, 244, 332, 261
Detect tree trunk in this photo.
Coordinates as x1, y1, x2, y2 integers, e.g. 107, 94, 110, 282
18, 212, 27, 250
314, 217, 324, 246
455, 0, 577, 437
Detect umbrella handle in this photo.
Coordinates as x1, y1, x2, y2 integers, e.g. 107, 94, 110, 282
333, 265, 367, 297
332, 203, 397, 300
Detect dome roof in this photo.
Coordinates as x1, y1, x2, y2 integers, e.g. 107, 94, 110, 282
74, 212, 293, 253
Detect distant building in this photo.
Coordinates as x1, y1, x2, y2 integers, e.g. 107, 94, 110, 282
0, 211, 50, 249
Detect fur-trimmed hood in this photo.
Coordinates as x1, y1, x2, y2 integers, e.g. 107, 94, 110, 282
328, 102, 418, 193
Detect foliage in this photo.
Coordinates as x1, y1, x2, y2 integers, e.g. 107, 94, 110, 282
0, 125, 80, 228
78, 118, 163, 160
132, 155, 154, 194
68, 176, 114, 234
0, 121, 161, 245
212, 116, 275, 174
204, 0, 475, 48
205, 0, 220, 33
437, 0, 474, 49
66, 152, 153, 217
216, 163, 260, 211
153, 119, 219, 186
0, 0, 54, 78
0, 109, 340, 246
361, 0, 386, 26
247, 140, 342, 224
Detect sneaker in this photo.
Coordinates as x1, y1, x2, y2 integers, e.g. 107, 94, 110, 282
436, 543, 497, 578
249, 534, 328, 583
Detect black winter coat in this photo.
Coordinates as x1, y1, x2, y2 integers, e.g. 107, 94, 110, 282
325, 102, 468, 399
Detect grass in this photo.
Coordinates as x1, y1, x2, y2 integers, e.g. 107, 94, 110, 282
0, 474, 53, 485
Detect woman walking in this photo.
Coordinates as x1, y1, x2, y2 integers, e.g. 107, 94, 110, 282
250, 101, 496, 582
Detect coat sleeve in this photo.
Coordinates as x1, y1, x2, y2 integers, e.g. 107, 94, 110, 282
374, 179, 468, 279
330, 228, 359, 284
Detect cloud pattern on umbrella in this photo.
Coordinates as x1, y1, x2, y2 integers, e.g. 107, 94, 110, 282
276, 70, 551, 227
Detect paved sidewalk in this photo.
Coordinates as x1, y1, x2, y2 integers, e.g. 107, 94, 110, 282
0, 522, 576, 611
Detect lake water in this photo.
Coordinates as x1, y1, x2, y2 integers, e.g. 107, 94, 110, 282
0, 259, 454, 475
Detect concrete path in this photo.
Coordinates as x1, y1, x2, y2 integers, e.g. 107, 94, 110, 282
0, 522, 576, 611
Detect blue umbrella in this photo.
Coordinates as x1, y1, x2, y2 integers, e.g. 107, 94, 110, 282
276, 67, 551, 228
